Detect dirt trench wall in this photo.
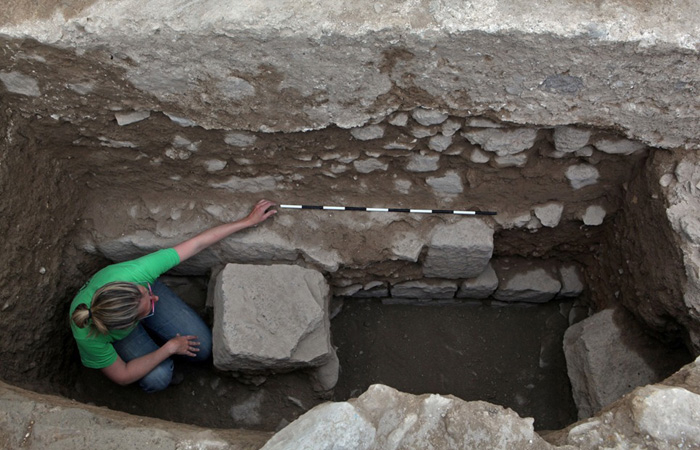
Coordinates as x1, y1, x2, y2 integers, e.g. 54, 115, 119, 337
0, 109, 102, 386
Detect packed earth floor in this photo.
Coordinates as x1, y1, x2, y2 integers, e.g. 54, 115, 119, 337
61, 281, 578, 432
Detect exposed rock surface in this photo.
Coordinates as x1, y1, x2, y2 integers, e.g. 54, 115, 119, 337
261, 384, 563, 450
545, 356, 700, 450
493, 260, 566, 303
423, 220, 493, 279
563, 307, 692, 419
210, 264, 335, 374
0, 380, 272, 449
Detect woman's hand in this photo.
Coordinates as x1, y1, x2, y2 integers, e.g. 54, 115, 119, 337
166, 334, 200, 357
244, 199, 277, 227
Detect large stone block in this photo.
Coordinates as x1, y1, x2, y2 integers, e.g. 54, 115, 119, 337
211, 263, 334, 372
563, 307, 691, 419
423, 220, 493, 279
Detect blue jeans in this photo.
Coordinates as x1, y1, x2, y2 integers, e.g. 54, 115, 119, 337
112, 280, 212, 393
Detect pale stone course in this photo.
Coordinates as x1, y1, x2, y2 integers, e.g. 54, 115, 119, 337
353, 158, 388, 173
350, 125, 385, 141
406, 154, 439, 172
493, 265, 561, 303
456, 263, 499, 299
424, 220, 493, 279
426, 170, 463, 194
391, 280, 458, 299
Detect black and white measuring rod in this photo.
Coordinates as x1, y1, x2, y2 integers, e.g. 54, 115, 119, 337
279, 204, 497, 216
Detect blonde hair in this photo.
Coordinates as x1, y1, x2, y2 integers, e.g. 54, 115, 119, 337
72, 282, 142, 336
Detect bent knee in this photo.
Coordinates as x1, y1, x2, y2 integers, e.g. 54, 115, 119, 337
139, 360, 173, 393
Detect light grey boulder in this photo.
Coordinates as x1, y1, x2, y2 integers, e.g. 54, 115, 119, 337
557, 265, 584, 298
581, 205, 606, 226
456, 263, 499, 299
0, 71, 40, 96
428, 133, 453, 152
391, 279, 458, 299
224, 132, 257, 147
563, 307, 691, 420
534, 203, 564, 228
211, 264, 334, 373
553, 126, 591, 153
548, 357, 700, 450
423, 220, 493, 279
411, 107, 449, 126
406, 154, 440, 172
262, 384, 560, 450
593, 137, 646, 155
461, 127, 538, 156
115, 110, 151, 126
425, 170, 464, 194
565, 164, 599, 189
493, 263, 561, 303
353, 158, 388, 173
350, 125, 385, 141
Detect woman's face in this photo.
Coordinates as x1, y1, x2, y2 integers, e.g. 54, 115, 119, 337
137, 284, 159, 319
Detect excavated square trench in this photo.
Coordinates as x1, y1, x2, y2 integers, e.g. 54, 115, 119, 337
1, 109, 695, 436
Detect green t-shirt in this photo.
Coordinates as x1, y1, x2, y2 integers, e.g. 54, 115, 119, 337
69, 248, 181, 369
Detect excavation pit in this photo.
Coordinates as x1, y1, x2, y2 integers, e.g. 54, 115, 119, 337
2, 3, 700, 445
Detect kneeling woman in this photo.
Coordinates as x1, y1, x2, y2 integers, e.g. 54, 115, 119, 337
70, 199, 276, 392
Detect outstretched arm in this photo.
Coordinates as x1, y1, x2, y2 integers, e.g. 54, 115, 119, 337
173, 199, 276, 263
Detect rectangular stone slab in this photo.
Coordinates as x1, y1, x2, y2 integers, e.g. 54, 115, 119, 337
211, 263, 332, 372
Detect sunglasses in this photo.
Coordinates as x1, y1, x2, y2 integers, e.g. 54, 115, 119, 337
143, 283, 156, 319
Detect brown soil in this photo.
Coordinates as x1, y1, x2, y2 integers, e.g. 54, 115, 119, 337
60, 276, 578, 432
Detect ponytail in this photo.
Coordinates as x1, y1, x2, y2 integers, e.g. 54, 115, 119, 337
71, 282, 142, 336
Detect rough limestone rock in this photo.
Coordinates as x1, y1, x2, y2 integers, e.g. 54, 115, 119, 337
563, 307, 691, 419
663, 153, 700, 353
461, 127, 539, 156
545, 356, 700, 450
456, 263, 499, 299
423, 219, 493, 279
553, 127, 591, 153
557, 265, 584, 298
581, 205, 606, 226
391, 280, 458, 299
534, 203, 564, 228
565, 164, 600, 189
493, 262, 562, 303
210, 264, 335, 373
0, 381, 272, 449
261, 384, 560, 450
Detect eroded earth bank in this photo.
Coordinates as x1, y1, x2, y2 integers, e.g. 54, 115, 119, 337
1, 0, 699, 448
